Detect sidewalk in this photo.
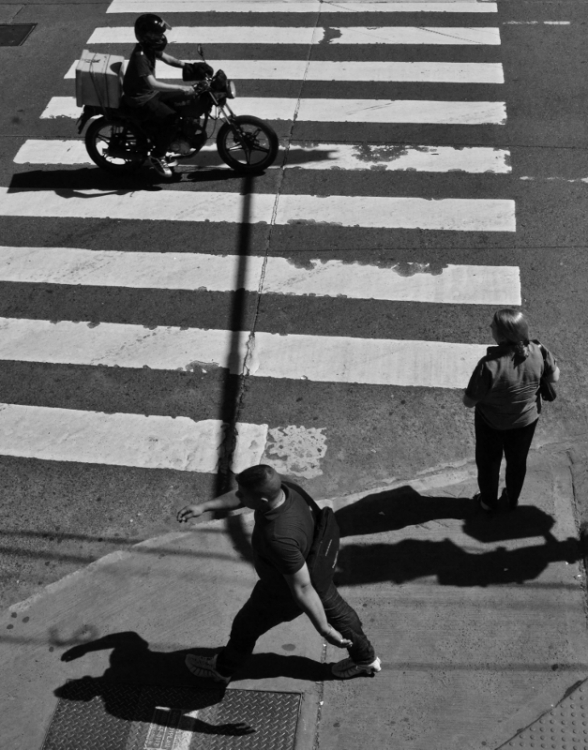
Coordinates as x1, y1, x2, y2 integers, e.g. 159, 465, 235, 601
1, 443, 588, 750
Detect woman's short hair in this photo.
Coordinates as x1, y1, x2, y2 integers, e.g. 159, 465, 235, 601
492, 308, 530, 359
236, 464, 282, 499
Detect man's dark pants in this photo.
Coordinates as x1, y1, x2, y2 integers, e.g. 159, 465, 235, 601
216, 580, 376, 676
475, 411, 538, 508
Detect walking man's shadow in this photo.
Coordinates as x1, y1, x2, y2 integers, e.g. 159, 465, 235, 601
55, 631, 330, 733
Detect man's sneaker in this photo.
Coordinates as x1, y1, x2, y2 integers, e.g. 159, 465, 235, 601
185, 653, 231, 685
165, 155, 179, 167
332, 656, 381, 679
148, 155, 173, 179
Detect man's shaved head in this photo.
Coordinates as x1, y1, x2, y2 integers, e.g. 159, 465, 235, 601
236, 465, 282, 500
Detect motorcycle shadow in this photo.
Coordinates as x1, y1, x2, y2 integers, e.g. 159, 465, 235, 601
9, 165, 253, 193
9, 167, 161, 194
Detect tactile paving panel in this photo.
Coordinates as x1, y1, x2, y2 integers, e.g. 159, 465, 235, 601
41, 682, 301, 750
500, 679, 588, 750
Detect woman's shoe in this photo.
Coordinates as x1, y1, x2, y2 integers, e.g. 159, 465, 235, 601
474, 492, 495, 514
501, 488, 517, 510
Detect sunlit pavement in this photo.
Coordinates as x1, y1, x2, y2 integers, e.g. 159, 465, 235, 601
0, 443, 587, 749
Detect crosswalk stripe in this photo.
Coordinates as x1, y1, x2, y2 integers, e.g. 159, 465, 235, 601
0, 247, 521, 304
14, 140, 512, 173
42, 96, 507, 124
284, 142, 511, 172
0, 188, 516, 232
0, 403, 268, 472
0, 318, 488, 388
107, 1, 498, 13
88, 26, 502, 45
64, 59, 505, 84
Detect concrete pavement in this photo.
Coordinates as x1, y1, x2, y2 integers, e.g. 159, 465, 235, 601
1, 440, 588, 750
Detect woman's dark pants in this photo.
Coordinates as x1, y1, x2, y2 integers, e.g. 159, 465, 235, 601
216, 580, 376, 676
474, 412, 538, 509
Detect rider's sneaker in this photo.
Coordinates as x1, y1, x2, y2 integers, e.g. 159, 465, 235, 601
185, 653, 231, 685
332, 656, 382, 679
148, 154, 173, 179
165, 155, 179, 167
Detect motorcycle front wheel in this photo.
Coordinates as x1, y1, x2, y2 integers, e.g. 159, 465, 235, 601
216, 115, 278, 173
85, 117, 147, 173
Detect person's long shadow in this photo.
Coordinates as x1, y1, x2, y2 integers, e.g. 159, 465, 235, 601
55, 632, 330, 730
335, 534, 579, 588
334, 485, 580, 587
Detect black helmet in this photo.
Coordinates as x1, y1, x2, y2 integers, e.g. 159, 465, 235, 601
134, 14, 171, 52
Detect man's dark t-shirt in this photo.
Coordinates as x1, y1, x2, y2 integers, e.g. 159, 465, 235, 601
123, 44, 158, 105
251, 481, 318, 597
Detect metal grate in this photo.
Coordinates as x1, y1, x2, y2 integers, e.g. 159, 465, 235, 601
41, 682, 301, 750
0, 24, 36, 46
500, 679, 588, 750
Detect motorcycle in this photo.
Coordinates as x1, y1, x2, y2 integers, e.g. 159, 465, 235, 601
76, 46, 279, 175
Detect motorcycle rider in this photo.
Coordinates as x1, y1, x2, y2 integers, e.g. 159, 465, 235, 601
122, 14, 211, 178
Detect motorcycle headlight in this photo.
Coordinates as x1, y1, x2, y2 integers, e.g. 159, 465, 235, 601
228, 80, 237, 99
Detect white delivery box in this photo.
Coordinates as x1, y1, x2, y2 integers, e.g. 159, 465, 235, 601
76, 49, 125, 108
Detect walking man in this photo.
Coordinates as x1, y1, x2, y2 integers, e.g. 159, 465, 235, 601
177, 464, 381, 682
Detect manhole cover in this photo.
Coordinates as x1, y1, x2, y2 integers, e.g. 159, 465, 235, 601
41, 682, 301, 750
0, 23, 36, 46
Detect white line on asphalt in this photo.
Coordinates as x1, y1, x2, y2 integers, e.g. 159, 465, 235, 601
0, 188, 516, 231
41, 96, 507, 124
0, 247, 522, 304
0, 403, 268, 472
0, 318, 488, 387
275, 194, 516, 231
64, 59, 505, 83
285, 142, 512, 172
88, 26, 502, 45
14, 139, 512, 173
248, 332, 488, 387
107, 1, 498, 13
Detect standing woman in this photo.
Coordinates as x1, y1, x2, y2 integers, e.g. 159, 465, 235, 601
463, 309, 560, 512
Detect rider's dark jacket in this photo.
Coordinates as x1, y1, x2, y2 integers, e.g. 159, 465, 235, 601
123, 44, 159, 106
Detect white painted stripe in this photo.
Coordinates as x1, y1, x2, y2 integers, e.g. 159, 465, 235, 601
0, 318, 489, 387
0, 188, 516, 231
89, 26, 319, 45
15, 139, 512, 174
276, 194, 515, 230
286, 143, 511, 172
294, 98, 506, 124
249, 333, 488, 387
263, 259, 521, 304
0, 247, 522, 304
65, 59, 505, 83
42, 96, 506, 124
107, 1, 498, 13
88, 26, 501, 45
0, 317, 245, 371
0, 403, 267, 472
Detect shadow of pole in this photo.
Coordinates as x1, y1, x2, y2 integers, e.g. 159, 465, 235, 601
216, 174, 254, 496
216, 176, 256, 563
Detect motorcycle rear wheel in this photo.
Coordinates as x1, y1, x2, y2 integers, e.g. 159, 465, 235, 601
217, 115, 278, 173
85, 116, 147, 173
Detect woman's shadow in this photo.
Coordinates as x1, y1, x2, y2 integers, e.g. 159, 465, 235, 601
334, 485, 580, 587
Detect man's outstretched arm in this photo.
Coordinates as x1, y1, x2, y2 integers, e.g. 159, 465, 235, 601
177, 489, 243, 523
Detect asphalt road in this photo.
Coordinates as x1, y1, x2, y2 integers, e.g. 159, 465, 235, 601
0, 0, 587, 609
